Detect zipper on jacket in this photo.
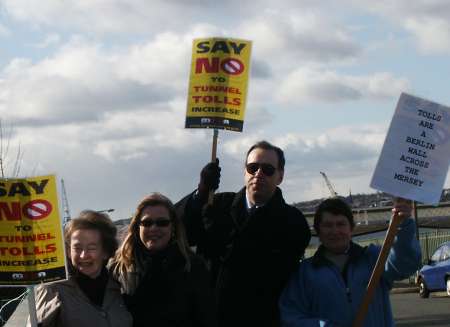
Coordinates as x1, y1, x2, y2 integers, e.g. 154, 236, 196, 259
329, 264, 353, 304
342, 259, 353, 303
323, 256, 353, 305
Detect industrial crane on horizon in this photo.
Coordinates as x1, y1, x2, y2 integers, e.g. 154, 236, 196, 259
61, 178, 71, 225
320, 171, 338, 198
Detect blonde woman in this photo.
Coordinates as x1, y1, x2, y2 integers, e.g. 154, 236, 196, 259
111, 193, 216, 327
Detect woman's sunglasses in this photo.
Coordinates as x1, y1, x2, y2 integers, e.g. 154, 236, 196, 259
140, 218, 171, 228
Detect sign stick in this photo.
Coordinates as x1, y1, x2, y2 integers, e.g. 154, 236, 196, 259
208, 129, 219, 205
28, 286, 38, 327
412, 201, 420, 241
352, 211, 403, 327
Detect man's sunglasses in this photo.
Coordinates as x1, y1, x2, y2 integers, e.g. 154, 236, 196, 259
139, 218, 171, 228
245, 162, 277, 176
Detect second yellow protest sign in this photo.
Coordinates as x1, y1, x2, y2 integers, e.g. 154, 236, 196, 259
0, 175, 66, 285
186, 37, 252, 132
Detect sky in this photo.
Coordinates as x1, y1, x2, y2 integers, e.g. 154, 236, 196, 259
1, 0, 450, 220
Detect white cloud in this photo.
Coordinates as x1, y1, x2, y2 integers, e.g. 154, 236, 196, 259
275, 67, 410, 104
239, 10, 360, 64
33, 33, 60, 48
90, 109, 201, 161
0, 36, 183, 126
116, 31, 192, 90
404, 17, 450, 53
278, 125, 387, 201
3, 0, 142, 33
2, 0, 247, 35
354, 0, 450, 54
2, 0, 360, 64
0, 23, 10, 37
0, 22, 367, 131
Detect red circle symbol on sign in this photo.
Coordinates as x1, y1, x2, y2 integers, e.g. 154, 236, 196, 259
23, 200, 53, 220
221, 58, 244, 75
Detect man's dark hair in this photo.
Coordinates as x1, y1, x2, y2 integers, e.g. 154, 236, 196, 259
245, 140, 285, 170
314, 198, 355, 234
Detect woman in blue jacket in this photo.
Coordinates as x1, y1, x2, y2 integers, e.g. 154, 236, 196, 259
279, 198, 421, 327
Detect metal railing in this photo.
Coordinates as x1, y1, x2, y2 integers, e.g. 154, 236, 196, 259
419, 230, 450, 262
305, 230, 450, 262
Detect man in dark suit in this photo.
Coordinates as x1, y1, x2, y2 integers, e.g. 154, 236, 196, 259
176, 140, 311, 327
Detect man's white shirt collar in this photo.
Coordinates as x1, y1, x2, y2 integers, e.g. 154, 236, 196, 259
245, 191, 266, 211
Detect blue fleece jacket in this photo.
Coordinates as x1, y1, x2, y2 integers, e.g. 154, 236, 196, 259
279, 218, 421, 327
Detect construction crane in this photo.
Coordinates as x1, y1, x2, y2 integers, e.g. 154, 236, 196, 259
61, 179, 71, 225
320, 172, 338, 198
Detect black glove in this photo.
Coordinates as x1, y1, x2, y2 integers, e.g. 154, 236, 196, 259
198, 158, 221, 198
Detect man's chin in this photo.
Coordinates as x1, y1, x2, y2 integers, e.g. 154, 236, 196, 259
249, 189, 263, 198
326, 245, 349, 254
249, 190, 271, 204
249, 185, 266, 194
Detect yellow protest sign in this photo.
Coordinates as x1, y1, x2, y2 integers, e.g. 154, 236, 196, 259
0, 175, 66, 285
185, 37, 252, 132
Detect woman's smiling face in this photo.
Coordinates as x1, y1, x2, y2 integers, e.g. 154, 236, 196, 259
139, 205, 172, 253
70, 229, 107, 278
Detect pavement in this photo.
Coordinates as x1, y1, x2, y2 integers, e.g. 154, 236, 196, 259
3, 297, 28, 327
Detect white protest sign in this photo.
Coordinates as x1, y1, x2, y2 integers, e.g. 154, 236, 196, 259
370, 93, 450, 204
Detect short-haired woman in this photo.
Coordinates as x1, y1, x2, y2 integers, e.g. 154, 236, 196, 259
110, 193, 217, 327
32, 211, 132, 327
279, 197, 421, 327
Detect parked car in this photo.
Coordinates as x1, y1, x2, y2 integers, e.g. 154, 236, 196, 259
417, 241, 450, 298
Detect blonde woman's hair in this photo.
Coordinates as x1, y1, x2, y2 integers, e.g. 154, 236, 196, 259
113, 193, 192, 279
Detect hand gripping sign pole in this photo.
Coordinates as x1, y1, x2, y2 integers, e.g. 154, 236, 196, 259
352, 199, 406, 327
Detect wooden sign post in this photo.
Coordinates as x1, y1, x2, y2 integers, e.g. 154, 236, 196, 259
352, 209, 403, 327
208, 129, 219, 204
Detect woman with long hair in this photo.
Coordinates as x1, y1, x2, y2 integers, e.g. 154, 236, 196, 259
111, 193, 216, 327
